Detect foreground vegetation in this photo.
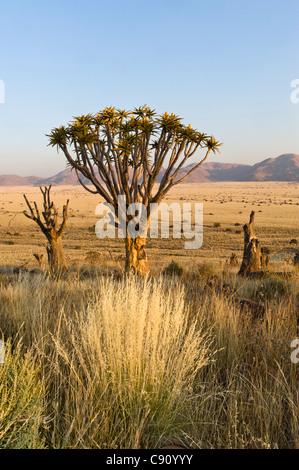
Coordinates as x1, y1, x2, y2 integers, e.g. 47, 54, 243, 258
0, 265, 298, 449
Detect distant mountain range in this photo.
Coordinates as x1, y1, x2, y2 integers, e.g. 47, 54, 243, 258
0, 153, 298, 186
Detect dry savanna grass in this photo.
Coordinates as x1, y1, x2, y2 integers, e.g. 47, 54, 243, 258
0, 182, 298, 449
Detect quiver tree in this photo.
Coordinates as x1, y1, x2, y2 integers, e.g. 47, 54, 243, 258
238, 211, 262, 276
47, 106, 221, 274
23, 186, 69, 271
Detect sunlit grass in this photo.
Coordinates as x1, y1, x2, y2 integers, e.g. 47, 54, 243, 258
0, 269, 298, 448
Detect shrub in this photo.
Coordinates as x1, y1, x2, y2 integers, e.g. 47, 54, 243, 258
0, 342, 46, 449
254, 277, 291, 301
162, 261, 183, 277
0, 275, 10, 288
290, 239, 298, 245
214, 222, 221, 228
197, 263, 216, 279
46, 277, 211, 448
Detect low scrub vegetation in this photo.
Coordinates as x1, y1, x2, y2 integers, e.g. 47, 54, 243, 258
0, 268, 298, 449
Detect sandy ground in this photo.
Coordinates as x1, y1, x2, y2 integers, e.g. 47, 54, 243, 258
0, 182, 298, 272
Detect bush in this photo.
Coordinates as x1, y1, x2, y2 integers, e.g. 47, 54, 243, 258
290, 239, 298, 245
162, 261, 183, 277
214, 222, 221, 228
0, 342, 45, 449
0, 275, 10, 288
197, 263, 216, 279
254, 277, 291, 301
46, 277, 211, 448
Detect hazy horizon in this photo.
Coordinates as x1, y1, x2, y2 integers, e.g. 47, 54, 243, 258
0, 152, 298, 180
1, 150, 299, 178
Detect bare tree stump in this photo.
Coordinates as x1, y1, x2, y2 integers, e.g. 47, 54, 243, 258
238, 211, 262, 276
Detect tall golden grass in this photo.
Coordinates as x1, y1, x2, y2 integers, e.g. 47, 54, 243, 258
0, 268, 298, 448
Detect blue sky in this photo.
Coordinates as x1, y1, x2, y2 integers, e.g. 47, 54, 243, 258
0, 0, 299, 176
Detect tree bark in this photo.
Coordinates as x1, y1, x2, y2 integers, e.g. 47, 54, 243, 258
125, 236, 149, 275
238, 211, 262, 276
46, 237, 68, 271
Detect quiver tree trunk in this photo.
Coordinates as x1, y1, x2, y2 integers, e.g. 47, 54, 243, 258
238, 211, 262, 276
46, 237, 67, 270
23, 186, 69, 272
125, 236, 149, 276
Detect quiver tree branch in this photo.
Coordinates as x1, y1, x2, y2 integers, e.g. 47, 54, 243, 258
47, 106, 221, 274
23, 186, 69, 271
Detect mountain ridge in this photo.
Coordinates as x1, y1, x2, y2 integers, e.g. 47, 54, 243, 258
0, 153, 298, 186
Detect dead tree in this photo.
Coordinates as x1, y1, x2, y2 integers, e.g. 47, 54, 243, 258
47, 106, 221, 275
238, 211, 262, 276
23, 186, 69, 270
33, 253, 44, 268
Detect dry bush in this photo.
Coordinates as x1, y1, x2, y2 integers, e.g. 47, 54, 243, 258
0, 341, 46, 449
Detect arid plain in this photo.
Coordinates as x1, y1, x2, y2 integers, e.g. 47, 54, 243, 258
1, 181, 298, 272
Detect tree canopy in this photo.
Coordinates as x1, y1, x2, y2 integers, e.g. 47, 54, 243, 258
47, 105, 222, 209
